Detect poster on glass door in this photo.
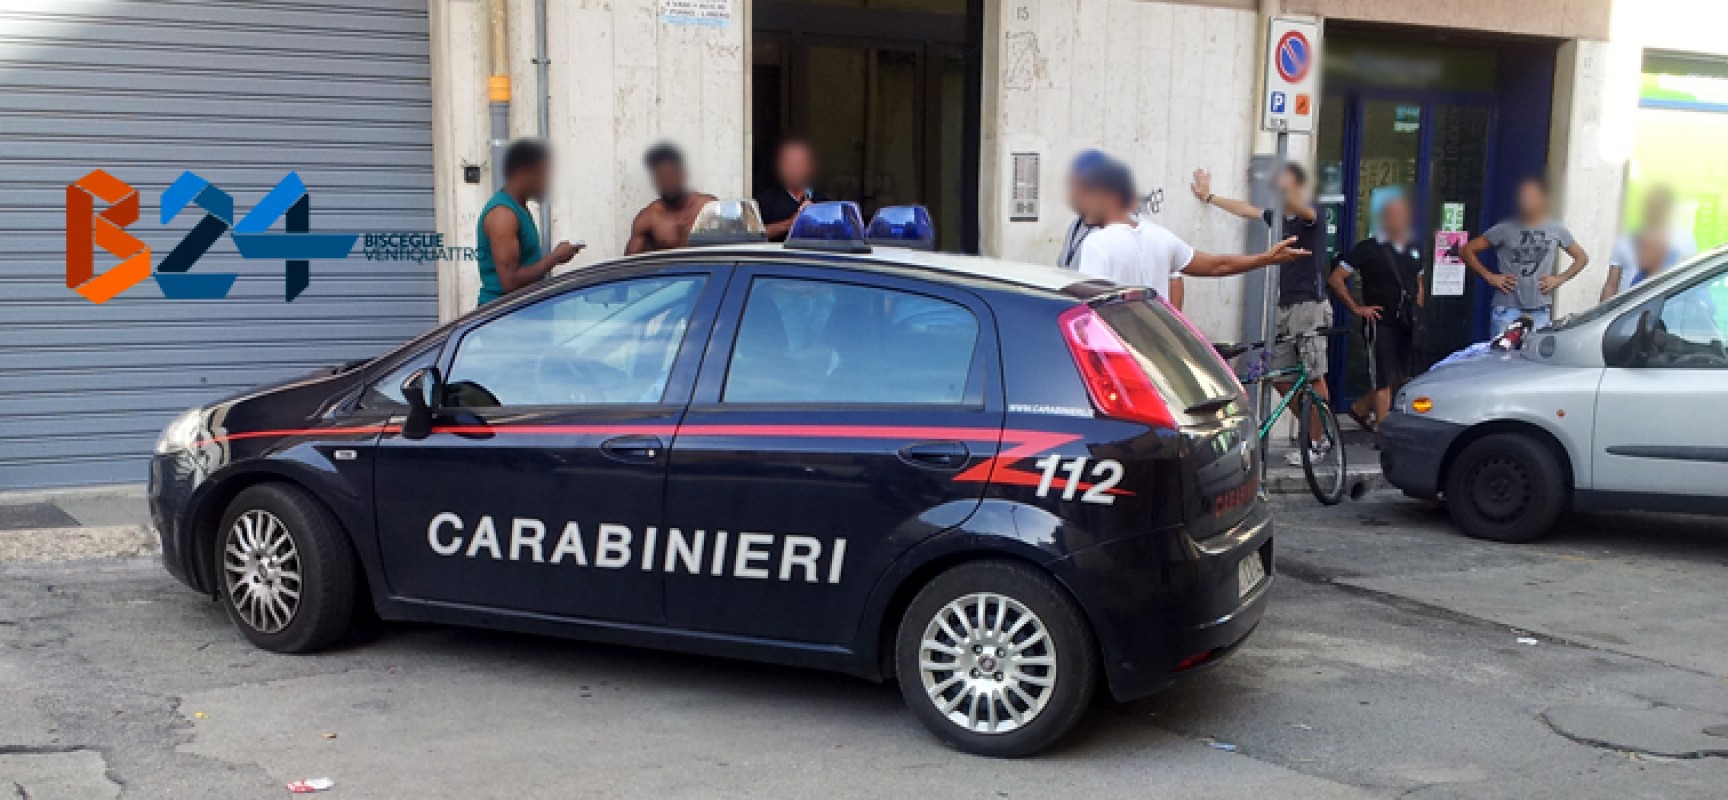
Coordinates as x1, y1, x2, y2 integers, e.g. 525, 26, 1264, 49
1433, 230, 1469, 297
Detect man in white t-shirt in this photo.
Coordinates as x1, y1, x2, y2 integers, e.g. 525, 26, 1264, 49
1075, 157, 1306, 296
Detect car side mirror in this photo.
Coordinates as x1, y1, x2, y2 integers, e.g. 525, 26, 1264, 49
400, 367, 442, 440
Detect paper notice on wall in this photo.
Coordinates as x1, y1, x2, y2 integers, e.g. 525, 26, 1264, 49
661, 0, 730, 27
1433, 230, 1469, 296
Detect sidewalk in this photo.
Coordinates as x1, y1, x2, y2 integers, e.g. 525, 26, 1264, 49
1263, 427, 1386, 500
0, 483, 156, 561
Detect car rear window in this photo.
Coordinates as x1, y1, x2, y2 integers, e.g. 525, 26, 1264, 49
1094, 296, 1242, 414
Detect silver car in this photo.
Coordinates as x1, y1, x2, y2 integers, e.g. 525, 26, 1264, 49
1380, 248, 1728, 542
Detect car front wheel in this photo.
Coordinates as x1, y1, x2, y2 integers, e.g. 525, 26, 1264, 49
1444, 433, 1566, 543
895, 560, 1097, 758
215, 483, 358, 653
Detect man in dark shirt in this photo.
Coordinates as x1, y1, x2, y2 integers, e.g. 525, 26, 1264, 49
756, 138, 827, 241
1193, 163, 1331, 463
1328, 194, 1426, 431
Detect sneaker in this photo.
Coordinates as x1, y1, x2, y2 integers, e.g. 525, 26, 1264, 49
1284, 440, 1331, 467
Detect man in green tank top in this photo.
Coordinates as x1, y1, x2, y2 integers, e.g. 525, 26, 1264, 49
476, 140, 580, 306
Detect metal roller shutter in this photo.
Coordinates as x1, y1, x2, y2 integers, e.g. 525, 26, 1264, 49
0, 0, 437, 489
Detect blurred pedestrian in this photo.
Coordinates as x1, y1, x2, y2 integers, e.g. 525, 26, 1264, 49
1063, 151, 1184, 304
475, 139, 580, 305
1192, 163, 1332, 463
1074, 156, 1307, 306
756, 137, 827, 242
1461, 176, 1589, 334
627, 143, 717, 254
1328, 194, 1423, 432
1601, 186, 1695, 300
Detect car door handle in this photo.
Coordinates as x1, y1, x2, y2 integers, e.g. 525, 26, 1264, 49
898, 440, 970, 471
600, 435, 664, 463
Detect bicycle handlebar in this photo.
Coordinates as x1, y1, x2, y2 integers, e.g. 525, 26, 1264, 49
1211, 326, 1350, 360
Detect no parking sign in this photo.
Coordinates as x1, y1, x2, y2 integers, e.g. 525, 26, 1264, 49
1262, 17, 1319, 133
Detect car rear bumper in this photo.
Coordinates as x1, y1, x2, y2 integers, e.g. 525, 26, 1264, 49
1379, 413, 1467, 499
1052, 501, 1273, 702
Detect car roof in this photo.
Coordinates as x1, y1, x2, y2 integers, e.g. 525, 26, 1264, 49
607, 243, 1111, 297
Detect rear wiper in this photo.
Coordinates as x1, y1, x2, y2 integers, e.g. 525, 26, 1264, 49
1184, 394, 1237, 415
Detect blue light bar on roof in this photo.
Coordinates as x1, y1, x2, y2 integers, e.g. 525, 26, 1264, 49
866, 205, 935, 250
785, 201, 871, 253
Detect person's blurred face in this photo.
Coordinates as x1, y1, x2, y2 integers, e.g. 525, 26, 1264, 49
1277, 168, 1307, 206
1077, 184, 1112, 225
776, 143, 814, 191
520, 159, 551, 200
1517, 180, 1549, 220
1635, 232, 1668, 274
650, 161, 687, 202
1067, 174, 1087, 215
1380, 197, 1412, 240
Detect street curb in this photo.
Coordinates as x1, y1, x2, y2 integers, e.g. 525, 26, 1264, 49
0, 483, 146, 504
1264, 466, 1387, 497
0, 525, 160, 562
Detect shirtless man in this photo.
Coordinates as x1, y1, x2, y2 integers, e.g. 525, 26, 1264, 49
626, 143, 716, 254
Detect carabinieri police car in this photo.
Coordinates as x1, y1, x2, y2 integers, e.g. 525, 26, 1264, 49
149, 201, 1272, 757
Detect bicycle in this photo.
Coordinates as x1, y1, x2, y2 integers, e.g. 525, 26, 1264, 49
1213, 327, 1349, 505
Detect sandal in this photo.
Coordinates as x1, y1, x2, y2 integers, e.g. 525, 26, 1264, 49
1346, 408, 1377, 433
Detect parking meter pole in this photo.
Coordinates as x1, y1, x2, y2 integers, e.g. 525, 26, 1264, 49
1258, 131, 1287, 480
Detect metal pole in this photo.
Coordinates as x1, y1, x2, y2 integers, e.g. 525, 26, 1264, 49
487, 0, 510, 192
1258, 131, 1287, 479
534, 0, 551, 243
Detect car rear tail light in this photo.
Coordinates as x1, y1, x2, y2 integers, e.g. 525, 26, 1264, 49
1059, 304, 1176, 429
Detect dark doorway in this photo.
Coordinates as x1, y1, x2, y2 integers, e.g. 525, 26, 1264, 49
753, 0, 982, 252
1317, 26, 1557, 405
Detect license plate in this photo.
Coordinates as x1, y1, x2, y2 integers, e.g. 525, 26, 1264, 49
1237, 552, 1266, 598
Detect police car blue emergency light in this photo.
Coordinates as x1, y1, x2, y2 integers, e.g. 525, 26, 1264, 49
865, 205, 936, 250
785, 200, 871, 253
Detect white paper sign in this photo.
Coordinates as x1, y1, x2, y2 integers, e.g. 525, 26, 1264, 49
661, 0, 730, 27
1433, 230, 1469, 297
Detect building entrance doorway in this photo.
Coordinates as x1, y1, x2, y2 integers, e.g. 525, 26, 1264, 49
1316, 28, 1556, 406
752, 0, 981, 252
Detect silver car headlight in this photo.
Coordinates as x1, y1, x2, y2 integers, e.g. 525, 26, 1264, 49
154, 408, 204, 455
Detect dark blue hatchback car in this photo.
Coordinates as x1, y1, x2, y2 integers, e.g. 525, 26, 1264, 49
148, 244, 1272, 757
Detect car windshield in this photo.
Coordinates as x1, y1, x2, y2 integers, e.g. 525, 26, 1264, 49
1551, 246, 1728, 331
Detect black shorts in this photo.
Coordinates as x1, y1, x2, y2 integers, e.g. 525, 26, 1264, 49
1364, 320, 1415, 389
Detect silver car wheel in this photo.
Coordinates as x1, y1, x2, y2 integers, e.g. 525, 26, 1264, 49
223, 509, 302, 634
917, 592, 1057, 735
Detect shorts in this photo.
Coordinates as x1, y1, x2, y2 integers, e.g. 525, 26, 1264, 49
1275, 300, 1332, 376
1490, 305, 1551, 336
1364, 320, 1415, 389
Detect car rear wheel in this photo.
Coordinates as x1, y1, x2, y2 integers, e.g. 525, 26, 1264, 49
1444, 433, 1565, 543
215, 483, 358, 653
895, 560, 1097, 758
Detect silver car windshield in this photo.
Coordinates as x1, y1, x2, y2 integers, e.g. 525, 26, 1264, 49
1552, 246, 1728, 331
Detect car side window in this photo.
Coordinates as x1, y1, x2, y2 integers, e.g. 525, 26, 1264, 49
1650, 271, 1728, 368
359, 347, 439, 410
722, 277, 979, 405
444, 275, 707, 407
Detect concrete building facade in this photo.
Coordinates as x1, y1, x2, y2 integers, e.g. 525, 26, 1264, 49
428, 0, 1639, 349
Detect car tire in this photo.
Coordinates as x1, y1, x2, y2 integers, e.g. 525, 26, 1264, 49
1444, 433, 1566, 543
214, 483, 358, 653
894, 560, 1097, 758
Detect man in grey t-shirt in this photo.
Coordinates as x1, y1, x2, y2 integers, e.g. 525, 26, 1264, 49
1462, 177, 1590, 334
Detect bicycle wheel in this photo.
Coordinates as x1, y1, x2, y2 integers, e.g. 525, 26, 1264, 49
1297, 392, 1347, 505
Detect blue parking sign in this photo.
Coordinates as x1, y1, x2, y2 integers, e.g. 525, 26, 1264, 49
1270, 92, 1287, 114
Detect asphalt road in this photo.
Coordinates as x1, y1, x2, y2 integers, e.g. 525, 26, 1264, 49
4, 491, 1728, 798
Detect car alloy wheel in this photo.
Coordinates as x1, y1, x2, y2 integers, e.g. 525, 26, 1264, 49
223, 509, 302, 634
917, 592, 1057, 735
